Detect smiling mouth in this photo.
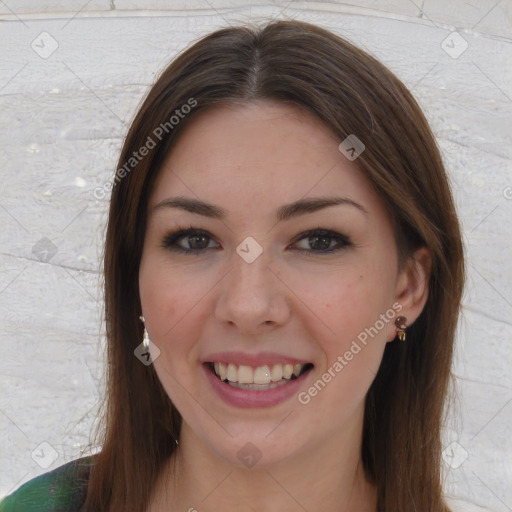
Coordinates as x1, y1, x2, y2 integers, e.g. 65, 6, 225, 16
205, 361, 314, 390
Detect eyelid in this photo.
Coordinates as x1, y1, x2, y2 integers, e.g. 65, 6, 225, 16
289, 228, 352, 254
161, 226, 219, 253
162, 226, 352, 255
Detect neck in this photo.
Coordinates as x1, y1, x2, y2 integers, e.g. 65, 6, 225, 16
148, 418, 377, 512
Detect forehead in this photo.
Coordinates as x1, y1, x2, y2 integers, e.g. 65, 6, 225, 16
169, 100, 336, 161
150, 101, 383, 220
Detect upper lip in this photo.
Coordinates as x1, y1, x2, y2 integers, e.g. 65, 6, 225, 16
202, 351, 312, 367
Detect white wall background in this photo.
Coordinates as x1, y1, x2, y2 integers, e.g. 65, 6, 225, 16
0, 1, 511, 511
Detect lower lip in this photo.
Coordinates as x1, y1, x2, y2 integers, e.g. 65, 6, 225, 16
203, 364, 312, 409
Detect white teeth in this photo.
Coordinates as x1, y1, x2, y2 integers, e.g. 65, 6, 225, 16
270, 364, 283, 381
227, 380, 290, 390
238, 365, 253, 384
212, 362, 307, 385
227, 363, 237, 382
283, 364, 293, 379
218, 362, 227, 381
254, 365, 271, 384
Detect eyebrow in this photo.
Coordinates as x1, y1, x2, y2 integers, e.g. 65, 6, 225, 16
152, 195, 367, 221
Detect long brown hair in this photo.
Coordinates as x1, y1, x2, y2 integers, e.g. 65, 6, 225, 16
85, 19, 464, 511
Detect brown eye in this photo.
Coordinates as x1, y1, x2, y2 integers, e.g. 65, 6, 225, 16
186, 234, 210, 250
161, 227, 350, 256
292, 229, 351, 254
162, 228, 219, 254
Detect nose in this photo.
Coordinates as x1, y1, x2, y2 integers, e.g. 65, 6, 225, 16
214, 245, 291, 334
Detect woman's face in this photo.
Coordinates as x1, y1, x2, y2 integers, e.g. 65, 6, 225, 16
139, 101, 409, 468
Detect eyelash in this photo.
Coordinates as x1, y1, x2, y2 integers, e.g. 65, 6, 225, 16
161, 226, 352, 256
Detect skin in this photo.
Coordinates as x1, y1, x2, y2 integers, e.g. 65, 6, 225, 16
139, 100, 431, 512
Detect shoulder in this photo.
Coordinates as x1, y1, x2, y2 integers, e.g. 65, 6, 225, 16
0, 456, 93, 512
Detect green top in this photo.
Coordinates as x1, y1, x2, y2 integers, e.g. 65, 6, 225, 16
0, 457, 92, 512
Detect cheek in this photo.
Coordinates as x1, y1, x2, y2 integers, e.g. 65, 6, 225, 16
139, 258, 177, 336
139, 264, 193, 397
139, 252, 204, 342
304, 263, 395, 346
138, 251, 215, 380
298, 271, 394, 420
139, 256, 201, 410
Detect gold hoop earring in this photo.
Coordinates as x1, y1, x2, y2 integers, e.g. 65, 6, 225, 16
395, 316, 407, 342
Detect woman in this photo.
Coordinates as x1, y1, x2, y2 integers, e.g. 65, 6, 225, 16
0, 19, 465, 512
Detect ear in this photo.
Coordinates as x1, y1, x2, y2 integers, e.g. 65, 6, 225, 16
386, 247, 432, 342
